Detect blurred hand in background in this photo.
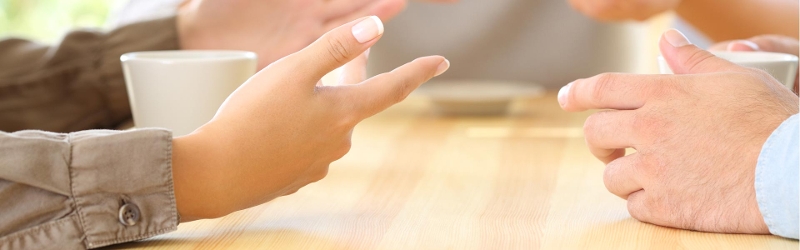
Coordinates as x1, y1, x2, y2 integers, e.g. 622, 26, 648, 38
709, 35, 799, 94
567, 0, 680, 21
567, 0, 798, 42
177, 0, 457, 69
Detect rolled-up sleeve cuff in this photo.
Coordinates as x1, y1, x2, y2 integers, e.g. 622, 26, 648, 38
755, 114, 799, 239
69, 129, 178, 248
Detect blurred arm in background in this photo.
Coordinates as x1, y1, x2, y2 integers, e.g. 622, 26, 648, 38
0, 18, 179, 133
568, 0, 799, 42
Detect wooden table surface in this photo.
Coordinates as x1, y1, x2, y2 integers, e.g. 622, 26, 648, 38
111, 93, 797, 250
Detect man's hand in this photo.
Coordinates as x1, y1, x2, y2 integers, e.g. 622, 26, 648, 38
567, 0, 680, 21
171, 16, 450, 221
176, 0, 396, 68
559, 29, 798, 234
710, 35, 799, 94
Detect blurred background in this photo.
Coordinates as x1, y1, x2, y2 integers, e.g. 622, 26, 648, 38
0, 0, 680, 74
0, 0, 125, 42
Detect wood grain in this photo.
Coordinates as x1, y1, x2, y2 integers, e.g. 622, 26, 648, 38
110, 93, 798, 250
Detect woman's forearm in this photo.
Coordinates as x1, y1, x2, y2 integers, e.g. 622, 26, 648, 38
676, 0, 798, 42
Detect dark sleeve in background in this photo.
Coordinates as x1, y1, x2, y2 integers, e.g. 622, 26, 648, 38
0, 17, 179, 133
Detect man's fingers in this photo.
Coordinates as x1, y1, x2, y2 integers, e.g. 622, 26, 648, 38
604, 154, 644, 199
626, 190, 655, 223
558, 73, 680, 112
281, 16, 384, 88
584, 110, 638, 164
337, 49, 370, 85
746, 35, 800, 56
324, 0, 405, 31
343, 56, 449, 120
659, 29, 742, 74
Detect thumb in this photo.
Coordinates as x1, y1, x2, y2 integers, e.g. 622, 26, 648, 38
279, 16, 384, 88
659, 29, 741, 74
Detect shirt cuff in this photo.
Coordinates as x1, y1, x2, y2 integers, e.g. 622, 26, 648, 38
69, 129, 179, 248
755, 114, 799, 239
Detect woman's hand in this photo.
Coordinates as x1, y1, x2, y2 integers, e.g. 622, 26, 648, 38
171, 16, 449, 221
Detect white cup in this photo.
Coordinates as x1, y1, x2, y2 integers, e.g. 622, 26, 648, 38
658, 51, 798, 90
121, 50, 257, 136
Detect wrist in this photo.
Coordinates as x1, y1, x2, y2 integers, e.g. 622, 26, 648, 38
171, 128, 230, 221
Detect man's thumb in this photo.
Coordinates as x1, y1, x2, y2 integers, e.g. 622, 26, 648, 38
660, 29, 739, 74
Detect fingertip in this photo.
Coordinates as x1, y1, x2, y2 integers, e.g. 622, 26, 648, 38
434, 59, 450, 77
558, 81, 574, 110
726, 40, 760, 52
662, 29, 691, 48
353, 16, 384, 43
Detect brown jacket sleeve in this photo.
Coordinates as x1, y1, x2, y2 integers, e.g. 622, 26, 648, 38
0, 17, 179, 133
0, 129, 178, 250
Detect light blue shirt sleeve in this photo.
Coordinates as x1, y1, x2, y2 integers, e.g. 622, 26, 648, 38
755, 114, 799, 239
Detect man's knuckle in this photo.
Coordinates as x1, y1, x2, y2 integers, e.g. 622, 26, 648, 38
627, 194, 650, 221
602, 161, 622, 193
630, 112, 658, 141
590, 73, 617, 104
583, 113, 605, 144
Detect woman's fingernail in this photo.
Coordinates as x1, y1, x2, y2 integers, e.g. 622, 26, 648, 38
558, 82, 572, 107
726, 40, 760, 51
435, 59, 450, 76
352, 16, 384, 43
664, 29, 691, 47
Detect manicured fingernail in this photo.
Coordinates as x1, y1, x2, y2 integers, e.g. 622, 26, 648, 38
664, 29, 691, 47
727, 40, 759, 51
435, 59, 450, 77
352, 16, 384, 43
558, 81, 572, 107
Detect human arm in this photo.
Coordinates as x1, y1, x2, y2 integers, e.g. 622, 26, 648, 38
1, 16, 449, 248
0, 17, 179, 133
558, 29, 798, 236
0, 129, 179, 249
568, 0, 799, 42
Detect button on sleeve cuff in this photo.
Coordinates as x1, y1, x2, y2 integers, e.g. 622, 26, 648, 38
69, 129, 179, 248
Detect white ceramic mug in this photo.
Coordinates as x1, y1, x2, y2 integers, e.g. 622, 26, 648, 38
121, 50, 257, 136
658, 51, 799, 90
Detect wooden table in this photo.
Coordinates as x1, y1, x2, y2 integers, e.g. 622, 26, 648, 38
111, 93, 797, 249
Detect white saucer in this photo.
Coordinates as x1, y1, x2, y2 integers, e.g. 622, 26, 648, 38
416, 80, 545, 115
